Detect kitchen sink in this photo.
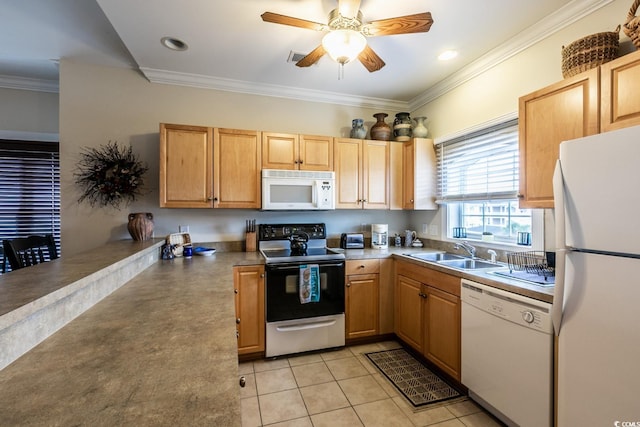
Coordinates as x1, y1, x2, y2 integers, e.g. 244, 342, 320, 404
437, 259, 501, 270
407, 253, 465, 262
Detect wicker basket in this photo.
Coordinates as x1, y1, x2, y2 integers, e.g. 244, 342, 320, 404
624, 0, 640, 48
166, 232, 191, 256
561, 25, 620, 78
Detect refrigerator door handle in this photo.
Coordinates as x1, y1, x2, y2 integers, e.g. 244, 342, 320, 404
552, 160, 567, 336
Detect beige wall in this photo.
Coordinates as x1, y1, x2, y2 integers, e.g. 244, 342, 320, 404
0, 87, 58, 134
59, 61, 410, 255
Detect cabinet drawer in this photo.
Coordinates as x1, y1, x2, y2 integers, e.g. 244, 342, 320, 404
396, 260, 460, 296
346, 259, 380, 275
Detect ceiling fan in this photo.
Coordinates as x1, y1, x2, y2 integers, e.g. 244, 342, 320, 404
261, 0, 433, 73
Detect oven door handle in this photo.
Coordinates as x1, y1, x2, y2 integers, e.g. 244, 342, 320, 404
276, 319, 337, 332
267, 262, 344, 271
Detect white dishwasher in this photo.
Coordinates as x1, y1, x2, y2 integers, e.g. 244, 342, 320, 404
461, 279, 553, 427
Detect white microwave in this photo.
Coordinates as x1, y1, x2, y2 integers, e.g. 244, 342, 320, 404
261, 169, 335, 210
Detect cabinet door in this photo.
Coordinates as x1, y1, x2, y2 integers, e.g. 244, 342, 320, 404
346, 273, 379, 339
159, 123, 213, 208
394, 274, 424, 352
234, 265, 265, 355
424, 286, 461, 381
389, 141, 404, 210
402, 139, 416, 209
378, 258, 395, 334
262, 132, 299, 169
214, 128, 261, 208
405, 138, 437, 210
300, 135, 333, 171
334, 138, 362, 208
601, 50, 640, 132
362, 140, 389, 209
518, 68, 599, 208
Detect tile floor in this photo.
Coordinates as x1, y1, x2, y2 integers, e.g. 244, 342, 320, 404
239, 341, 504, 427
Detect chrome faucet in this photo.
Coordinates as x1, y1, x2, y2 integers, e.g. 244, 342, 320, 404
454, 241, 477, 258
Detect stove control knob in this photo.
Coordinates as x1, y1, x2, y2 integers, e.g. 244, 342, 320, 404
522, 311, 535, 324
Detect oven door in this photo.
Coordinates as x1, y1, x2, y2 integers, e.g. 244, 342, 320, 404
265, 260, 345, 322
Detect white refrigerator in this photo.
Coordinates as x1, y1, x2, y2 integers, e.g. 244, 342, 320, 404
552, 125, 640, 427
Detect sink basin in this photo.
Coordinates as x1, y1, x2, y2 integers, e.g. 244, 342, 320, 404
407, 253, 465, 262
437, 259, 501, 270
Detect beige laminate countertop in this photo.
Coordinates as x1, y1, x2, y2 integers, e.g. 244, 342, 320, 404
0, 243, 262, 426
337, 246, 554, 303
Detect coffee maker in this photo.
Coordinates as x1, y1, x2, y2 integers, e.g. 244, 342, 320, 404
371, 224, 388, 249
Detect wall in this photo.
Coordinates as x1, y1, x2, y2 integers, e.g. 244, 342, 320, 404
59, 61, 409, 255
0, 87, 58, 135
408, 0, 634, 247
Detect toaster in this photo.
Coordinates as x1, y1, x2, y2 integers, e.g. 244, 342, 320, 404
340, 233, 364, 249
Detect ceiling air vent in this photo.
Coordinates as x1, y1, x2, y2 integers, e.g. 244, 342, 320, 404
288, 51, 309, 64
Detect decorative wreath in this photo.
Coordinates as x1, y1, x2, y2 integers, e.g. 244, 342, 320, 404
74, 141, 148, 209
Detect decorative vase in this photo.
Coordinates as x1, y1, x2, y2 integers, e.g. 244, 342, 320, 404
393, 112, 412, 142
127, 212, 154, 241
350, 118, 367, 139
412, 116, 429, 138
370, 113, 392, 141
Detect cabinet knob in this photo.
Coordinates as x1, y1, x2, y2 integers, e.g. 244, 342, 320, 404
207, 197, 213, 201
213, 197, 218, 202
359, 265, 365, 269
236, 331, 239, 338
410, 199, 414, 203
260, 273, 265, 278
346, 282, 351, 287
517, 194, 524, 198
418, 292, 427, 299
234, 289, 238, 294
299, 159, 303, 164
236, 318, 241, 324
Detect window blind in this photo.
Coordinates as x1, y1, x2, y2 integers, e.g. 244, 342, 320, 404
0, 140, 61, 258
436, 119, 519, 203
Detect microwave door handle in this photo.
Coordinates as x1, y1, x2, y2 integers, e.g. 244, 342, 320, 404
312, 181, 318, 207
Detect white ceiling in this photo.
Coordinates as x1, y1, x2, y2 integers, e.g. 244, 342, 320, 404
2, 0, 610, 109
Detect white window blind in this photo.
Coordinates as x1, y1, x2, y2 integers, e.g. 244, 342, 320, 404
0, 140, 61, 258
436, 119, 519, 203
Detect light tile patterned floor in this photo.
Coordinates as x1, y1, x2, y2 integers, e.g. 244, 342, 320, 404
239, 341, 505, 427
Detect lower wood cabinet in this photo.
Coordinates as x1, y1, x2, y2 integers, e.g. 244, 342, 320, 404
233, 265, 265, 355
394, 260, 461, 381
345, 259, 379, 339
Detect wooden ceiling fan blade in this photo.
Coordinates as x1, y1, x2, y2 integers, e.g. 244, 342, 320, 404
338, 0, 362, 19
358, 45, 385, 72
296, 45, 327, 67
261, 12, 326, 31
364, 12, 433, 36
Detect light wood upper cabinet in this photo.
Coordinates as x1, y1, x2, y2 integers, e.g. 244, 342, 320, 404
159, 123, 213, 208
214, 128, 261, 209
334, 138, 389, 209
234, 265, 265, 355
262, 132, 333, 171
402, 138, 437, 210
600, 50, 640, 132
518, 68, 599, 209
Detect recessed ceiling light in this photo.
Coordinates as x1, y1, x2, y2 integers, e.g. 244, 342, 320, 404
161, 37, 188, 51
438, 50, 458, 61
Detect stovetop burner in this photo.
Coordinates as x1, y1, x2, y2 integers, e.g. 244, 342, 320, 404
259, 223, 345, 264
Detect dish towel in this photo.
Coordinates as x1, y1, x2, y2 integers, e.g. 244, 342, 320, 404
299, 264, 320, 304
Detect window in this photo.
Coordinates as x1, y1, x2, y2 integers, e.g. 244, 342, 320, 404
436, 118, 532, 245
0, 140, 60, 271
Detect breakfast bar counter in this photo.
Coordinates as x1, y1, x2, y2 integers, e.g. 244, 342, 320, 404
0, 244, 262, 426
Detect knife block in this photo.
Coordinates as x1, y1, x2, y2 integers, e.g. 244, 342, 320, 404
245, 232, 256, 252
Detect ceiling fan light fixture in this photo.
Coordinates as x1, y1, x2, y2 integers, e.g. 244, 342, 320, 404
322, 29, 366, 64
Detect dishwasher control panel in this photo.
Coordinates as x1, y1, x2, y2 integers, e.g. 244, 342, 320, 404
461, 279, 552, 333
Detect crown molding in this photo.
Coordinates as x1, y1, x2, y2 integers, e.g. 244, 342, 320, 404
140, 67, 409, 111
409, 0, 614, 110
0, 75, 59, 93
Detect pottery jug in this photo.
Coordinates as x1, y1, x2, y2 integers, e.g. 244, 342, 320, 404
393, 112, 412, 142
370, 113, 392, 141
127, 212, 154, 241
412, 116, 429, 138
350, 119, 367, 139
404, 230, 416, 247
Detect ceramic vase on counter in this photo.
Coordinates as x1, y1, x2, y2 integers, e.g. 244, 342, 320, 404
370, 113, 392, 141
412, 116, 429, 138
350, 119, 367, 139
127, 212, 154, 241
393, 112, 412, 142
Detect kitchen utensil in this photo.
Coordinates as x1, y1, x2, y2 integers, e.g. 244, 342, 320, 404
183, 245, 193, 258
289, 232, 309, 255
245, 219, 257, 252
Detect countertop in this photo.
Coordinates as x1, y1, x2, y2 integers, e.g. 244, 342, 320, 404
336, 246, 554, 303
0, 246, 262, 426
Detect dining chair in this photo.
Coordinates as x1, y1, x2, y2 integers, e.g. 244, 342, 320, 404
2, 234, 58, 272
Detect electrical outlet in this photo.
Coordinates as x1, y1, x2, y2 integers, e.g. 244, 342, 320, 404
421, 223, 428, 233
429, 225, 439, 236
